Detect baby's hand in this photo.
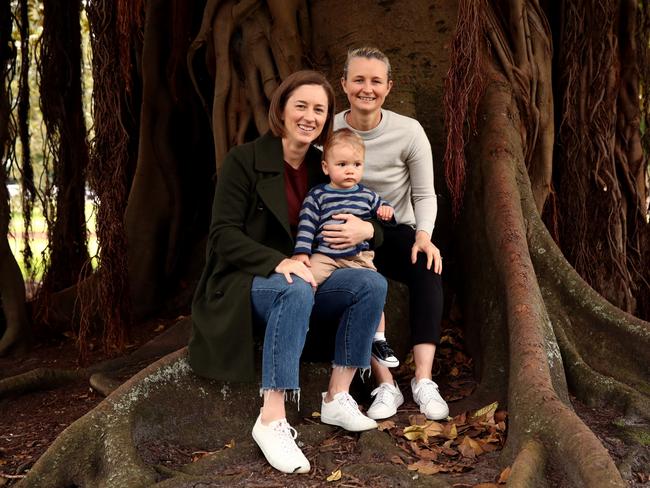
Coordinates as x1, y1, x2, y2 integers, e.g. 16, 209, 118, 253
291, 253, 311, 267
377, 205, 394, 221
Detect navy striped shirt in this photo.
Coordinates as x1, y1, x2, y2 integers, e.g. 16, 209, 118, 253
294, 183, 392, 258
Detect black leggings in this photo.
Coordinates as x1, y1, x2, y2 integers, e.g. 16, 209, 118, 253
374, 224, 443, 345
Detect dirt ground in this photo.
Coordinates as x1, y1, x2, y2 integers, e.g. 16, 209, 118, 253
1, 318, 647, 488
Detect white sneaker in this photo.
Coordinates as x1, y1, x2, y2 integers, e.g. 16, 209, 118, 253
252, 414, 310, 474
320, 391, 378, 432
410, 378, 449, 420
366, 382, 405, 420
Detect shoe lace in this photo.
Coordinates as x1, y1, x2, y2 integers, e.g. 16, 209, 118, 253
375, 341, 395, 357
338, 392, 364, 416
272, 419, 301, 453
370, 384, 394, 406
415, 380, 441, 405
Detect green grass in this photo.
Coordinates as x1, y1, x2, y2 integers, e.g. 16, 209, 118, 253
8, 198, 99, 281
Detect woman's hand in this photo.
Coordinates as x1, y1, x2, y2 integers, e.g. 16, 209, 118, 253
321, 214, 374, 249
412, 230, 442, 274
275, 258, 317, 287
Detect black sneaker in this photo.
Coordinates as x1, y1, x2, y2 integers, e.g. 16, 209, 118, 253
371, 340, 400, 368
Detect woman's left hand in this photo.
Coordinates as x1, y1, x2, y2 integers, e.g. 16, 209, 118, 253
412, 230, 443, 274
321, 214, 374, 249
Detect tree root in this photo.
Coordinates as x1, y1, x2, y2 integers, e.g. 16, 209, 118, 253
0, 368, 83, 398
0, 317, 191, 399
88, 372, 123, 397
507, 439, 546, 487
15, 348, 351, 488
475, 75, 630, 486
553, 313, 650, 420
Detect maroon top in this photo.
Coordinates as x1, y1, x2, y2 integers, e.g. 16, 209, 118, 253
284, 161, 309, 235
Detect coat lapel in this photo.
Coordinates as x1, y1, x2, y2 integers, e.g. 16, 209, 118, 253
253, 133, 326, 239
254, 134, 290, 236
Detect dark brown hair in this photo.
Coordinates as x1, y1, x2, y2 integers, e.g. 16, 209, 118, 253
268, 70, 336, 146
323, 128, 365, 161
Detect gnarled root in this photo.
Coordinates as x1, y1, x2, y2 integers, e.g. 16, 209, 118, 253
0, 317, 191, 399
17, 348, 340, 488
0, 368, 83, 398
474, 74, 636, 486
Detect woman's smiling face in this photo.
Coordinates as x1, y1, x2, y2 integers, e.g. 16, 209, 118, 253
282, 84, 329, 146
341, 57, 393, 116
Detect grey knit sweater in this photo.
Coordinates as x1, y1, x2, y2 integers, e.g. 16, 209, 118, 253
334, 109, 437, 235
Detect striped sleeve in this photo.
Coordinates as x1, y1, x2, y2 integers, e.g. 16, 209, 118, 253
367, 187, 397, 225
293, 190, 321, 255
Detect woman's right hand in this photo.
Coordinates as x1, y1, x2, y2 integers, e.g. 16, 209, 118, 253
275, 258, 317, 287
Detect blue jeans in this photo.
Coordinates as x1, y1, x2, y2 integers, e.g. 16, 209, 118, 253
251, 268, 387, 391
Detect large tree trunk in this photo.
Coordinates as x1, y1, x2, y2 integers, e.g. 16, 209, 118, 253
0, 0, 30, 356
125, 0, 214, 318
4, 1, 650, 486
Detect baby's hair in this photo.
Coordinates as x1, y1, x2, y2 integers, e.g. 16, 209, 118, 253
323, 128, 365, 161
342, 46, 392, 81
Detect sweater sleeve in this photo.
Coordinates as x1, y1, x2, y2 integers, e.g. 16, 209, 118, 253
293, 191, 319, 255
407, 122, 437, 236
370, 189, 397, 226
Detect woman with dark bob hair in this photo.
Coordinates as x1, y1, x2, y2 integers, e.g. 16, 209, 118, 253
189, 70, 388, 474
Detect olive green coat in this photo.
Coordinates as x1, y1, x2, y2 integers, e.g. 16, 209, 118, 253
189, 133, 384, 382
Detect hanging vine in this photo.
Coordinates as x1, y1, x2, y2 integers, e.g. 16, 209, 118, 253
36, 0, 90, 300
443, 0, 487, 216
17, 0, 35, 278
554, 0, 650, 318
444, 0, 553, 217
83, 0, 144, 356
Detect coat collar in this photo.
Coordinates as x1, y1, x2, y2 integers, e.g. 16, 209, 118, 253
253, 132, 324, 179
253, 133, 327, 238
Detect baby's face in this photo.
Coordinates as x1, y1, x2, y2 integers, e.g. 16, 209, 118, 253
322, 142, 364, 190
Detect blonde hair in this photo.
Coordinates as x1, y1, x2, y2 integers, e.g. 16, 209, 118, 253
342, 46, 392, 81
323, 128, 365, 161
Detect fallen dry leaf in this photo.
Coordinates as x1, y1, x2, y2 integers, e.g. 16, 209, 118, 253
407, 460, 443, 475
390, 455, 405, 465
458, 437, 477, 459
377, 420, 395, 431
498, 466, 511, 483
326, 469, 342, 482
444, 423, 458, 440
410, 441, 439, 461
311, 411, 321, 417
409, 413, 427, 425
453, 412, 467, 425
469, 401, 498, 424
403, 425, 428, 442
424, 421, 446, 437
474, 484, 499, 488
